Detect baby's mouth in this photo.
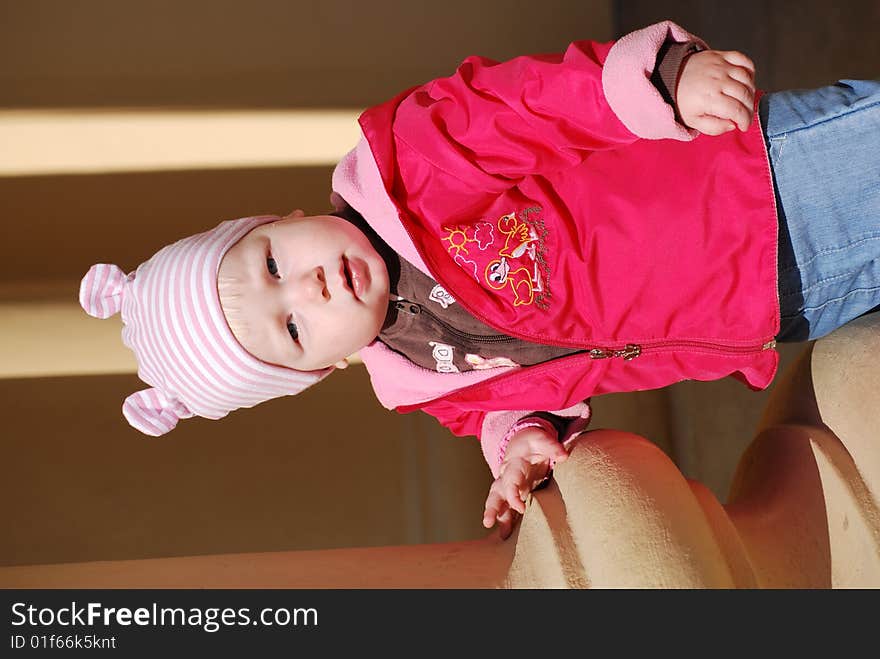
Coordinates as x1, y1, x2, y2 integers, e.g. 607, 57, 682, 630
342, 255, 368, 300
342, 256, 355, 295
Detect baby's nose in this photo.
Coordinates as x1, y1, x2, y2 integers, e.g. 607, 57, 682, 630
302, 266, 329, 302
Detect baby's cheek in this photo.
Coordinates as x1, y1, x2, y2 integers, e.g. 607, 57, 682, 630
326, 310, 374, 355
358, 304, 385, 344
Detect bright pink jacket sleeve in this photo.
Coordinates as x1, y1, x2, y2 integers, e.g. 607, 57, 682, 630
392, 40, 634, 187
389, 21, 704, 188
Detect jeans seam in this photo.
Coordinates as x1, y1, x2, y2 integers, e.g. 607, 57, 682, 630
802, 262, 880, 291
764, 96, 880, 139
781, 285, 880, 317
780, 262, 878, 298
778, 233, 880, 275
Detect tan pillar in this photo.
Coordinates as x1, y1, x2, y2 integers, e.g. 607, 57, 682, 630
2, 315, 878, 588
0, 540, 515, 589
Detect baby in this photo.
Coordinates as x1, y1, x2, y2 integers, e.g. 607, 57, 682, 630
215, 210, 390, 374
80, 21, 880, 539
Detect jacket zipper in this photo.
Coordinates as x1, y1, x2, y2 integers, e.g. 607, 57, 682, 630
587, 344, 642, 360
393, 298, 518, 344
396, 297, 777, 360
588, 338, 777, 360
396, 337, 778, 413
391, 213, 778, 362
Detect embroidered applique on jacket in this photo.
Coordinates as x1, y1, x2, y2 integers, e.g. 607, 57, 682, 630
428, 284, 456, 309
428, 341, 460, 373
442, 207, 551, 310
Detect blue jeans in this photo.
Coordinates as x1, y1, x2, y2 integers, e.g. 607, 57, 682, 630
760, 80, 880, 342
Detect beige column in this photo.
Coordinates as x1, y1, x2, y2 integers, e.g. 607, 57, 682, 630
2, 314, 878, 589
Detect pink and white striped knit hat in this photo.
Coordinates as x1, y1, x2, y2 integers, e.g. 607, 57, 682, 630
79, 216, 331, 436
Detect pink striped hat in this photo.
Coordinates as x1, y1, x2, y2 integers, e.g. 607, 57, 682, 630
79, 216, 331, 436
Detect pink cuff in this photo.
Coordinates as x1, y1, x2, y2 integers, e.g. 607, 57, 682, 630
601, 20, 709, 140
497, 416, 560, 467
480, 403, 592, 478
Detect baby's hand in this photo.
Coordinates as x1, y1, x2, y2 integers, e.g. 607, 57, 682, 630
482, 426, 570, 540
676, 49, 756, 135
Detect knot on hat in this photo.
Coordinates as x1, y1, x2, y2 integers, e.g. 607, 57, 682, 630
123, 388, 193, 437
79, 263, 129, 319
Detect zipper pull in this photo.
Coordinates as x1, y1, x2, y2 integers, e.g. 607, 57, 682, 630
589, 344, 641, 360
763, 339, 777, 350
394, 300, 421, 315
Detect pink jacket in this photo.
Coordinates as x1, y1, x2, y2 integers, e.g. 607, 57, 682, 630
332, 21, 779, 477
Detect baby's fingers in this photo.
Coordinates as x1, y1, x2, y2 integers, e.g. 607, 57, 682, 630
720, 78, 756, 118
550, 442, 570, 463
503, 477, 527, 515
725, 64, 755, 95
719, 50, 755, 78
690, 114, 736, 137
483, 467, 527, 528
704, 92, 752, 132
528, 432, 570, 462
482, 489, 509, 528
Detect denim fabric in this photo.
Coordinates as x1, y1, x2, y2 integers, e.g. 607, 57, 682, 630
760, 80, 880, 342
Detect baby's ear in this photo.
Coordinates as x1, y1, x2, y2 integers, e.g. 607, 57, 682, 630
334, 358, 350, 370
286, 209, 306, 219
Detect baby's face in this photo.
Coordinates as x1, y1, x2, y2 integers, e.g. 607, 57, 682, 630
218, 211, 390, 370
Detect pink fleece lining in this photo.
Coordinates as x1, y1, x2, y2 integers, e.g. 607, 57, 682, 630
359, 339, 516, 410
332, 138, 431, 276
333, 137, 520, 410
601, 20, 708, 140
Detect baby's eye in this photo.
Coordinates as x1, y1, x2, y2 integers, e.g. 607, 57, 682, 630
267, 257, 279, 277
287, 321, 299, 342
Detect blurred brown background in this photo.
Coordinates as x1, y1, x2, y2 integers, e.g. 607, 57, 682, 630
1, 0, 878, 568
